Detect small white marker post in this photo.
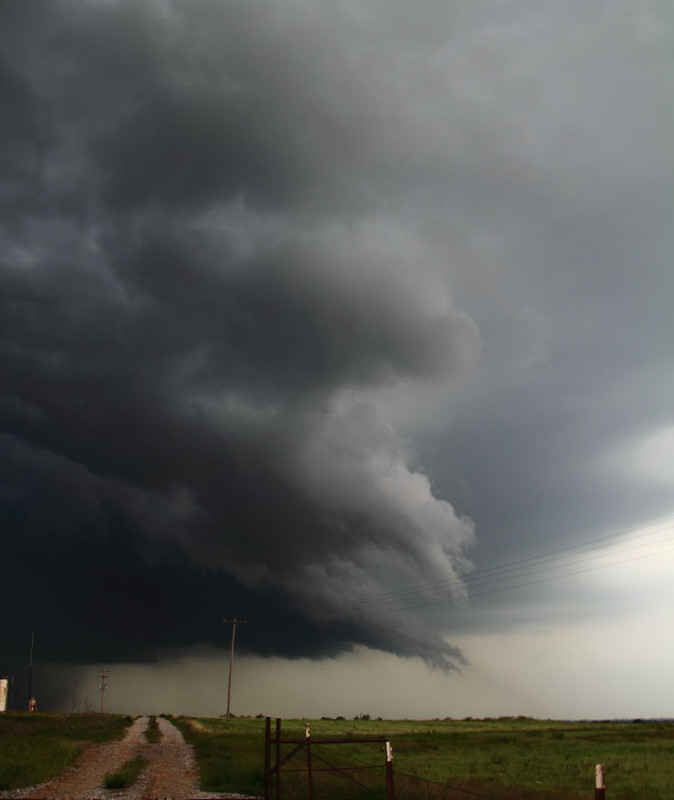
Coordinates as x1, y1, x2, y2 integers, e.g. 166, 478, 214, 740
305, 723, 314, 800
595, 763, 606, 800
385, 740, 394, 800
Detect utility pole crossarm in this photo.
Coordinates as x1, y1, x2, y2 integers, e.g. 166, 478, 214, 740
98, 668, 110, 714
224, 617, 247, 717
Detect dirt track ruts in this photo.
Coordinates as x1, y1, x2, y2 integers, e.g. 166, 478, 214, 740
0, 716, 254, 800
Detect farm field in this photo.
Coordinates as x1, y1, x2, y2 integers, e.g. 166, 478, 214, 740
173, 715, 674, 800
1, 712, 672, 798
0, 711, 132, 791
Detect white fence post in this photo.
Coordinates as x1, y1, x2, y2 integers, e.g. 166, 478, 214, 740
595, 764, 606, 800
385, 740, 394, 800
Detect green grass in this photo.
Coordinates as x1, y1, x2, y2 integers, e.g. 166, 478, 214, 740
173, 715, 265, 796
144, 715, 162, 743
0, 712, 133, 791
2, 713, 671, 798
104, 755, 148, 790
172, 715, 674, 800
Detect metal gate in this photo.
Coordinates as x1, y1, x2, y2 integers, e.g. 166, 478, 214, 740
264, 717, 394, 800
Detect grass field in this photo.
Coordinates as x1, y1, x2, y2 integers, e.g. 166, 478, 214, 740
1, 713, 672, 798
0, 712, 132, 791
173, 715, 674, 800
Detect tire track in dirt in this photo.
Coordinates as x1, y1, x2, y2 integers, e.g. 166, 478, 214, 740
1, 716, 149, 799
0, 715, 243, 800
132, 716, 201, 799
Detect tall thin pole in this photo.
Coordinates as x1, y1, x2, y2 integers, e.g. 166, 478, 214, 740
264, 717, 271, 800
223, 617, 247, 717
98, 669, 110, 713
276, 717, 282, 800
27, 631, 34, 710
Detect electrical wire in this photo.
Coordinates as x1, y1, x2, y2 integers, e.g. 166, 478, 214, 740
327, 516, 674, 620
396, 769, 496, 800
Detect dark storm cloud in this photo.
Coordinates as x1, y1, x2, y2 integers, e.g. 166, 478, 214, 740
0, 0, 480, 672
3, 0, 674, 691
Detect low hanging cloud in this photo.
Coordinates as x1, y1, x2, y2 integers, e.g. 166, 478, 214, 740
0, 0, 481, 671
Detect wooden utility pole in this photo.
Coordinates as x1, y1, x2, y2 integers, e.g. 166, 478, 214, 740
98, 669, 110, 713
223, 617, 247, 717
27, 631, 34, 710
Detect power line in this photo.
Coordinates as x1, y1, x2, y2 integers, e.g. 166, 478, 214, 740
338, 516, 674, 611
377, 543, 674, 617
328, 517, 674, 620
396, 770, 496, 800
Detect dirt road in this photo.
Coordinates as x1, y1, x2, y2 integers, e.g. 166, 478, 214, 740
0, 716, 252, 800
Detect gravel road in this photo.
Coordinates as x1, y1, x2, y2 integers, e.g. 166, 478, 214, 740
0, 716, 256, 800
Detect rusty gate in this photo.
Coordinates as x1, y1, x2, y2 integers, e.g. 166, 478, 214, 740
264, 717, 394, 800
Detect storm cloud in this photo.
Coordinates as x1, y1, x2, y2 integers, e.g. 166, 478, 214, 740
2, 0, 674, 714
1, 0, 482, 672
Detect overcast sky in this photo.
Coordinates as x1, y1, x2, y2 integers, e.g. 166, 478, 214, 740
2, 0, 673, 719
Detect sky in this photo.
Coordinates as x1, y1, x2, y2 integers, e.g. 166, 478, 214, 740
1, 0, 673, 719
